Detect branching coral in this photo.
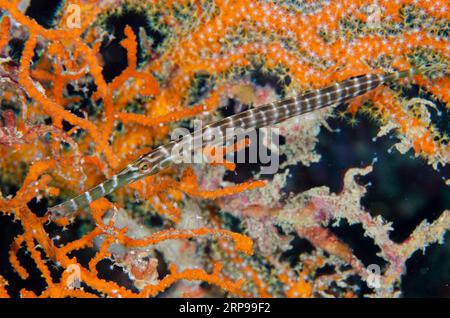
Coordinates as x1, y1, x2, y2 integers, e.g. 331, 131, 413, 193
0, 0, 449, 298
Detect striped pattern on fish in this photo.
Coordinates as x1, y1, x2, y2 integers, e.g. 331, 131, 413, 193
47, 68, 418, 220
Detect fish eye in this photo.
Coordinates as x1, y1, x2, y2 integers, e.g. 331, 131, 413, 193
138, 162, 150, 172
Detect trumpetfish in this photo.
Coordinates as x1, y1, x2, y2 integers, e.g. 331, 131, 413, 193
48, 68, 422, 220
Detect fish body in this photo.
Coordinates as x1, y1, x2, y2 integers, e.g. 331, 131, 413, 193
48, 68, 417, 220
